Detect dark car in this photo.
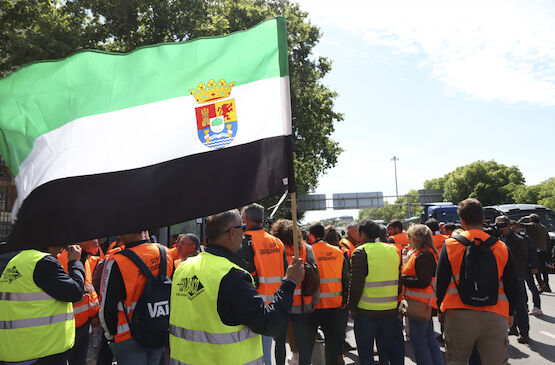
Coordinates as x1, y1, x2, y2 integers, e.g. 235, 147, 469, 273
484, 204, 555, 270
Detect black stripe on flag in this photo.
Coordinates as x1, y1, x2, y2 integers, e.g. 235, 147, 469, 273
6, 135, 295, 250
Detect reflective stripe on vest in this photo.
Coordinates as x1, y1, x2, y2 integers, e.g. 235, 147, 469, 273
170, 356, 264, 365
0, 312, 74, 329
440, 230, 510, 318
0, 292, 53, 301
170, 252, 263, 364
357, 242, 400, 311
170, 324, 258, 345
257, 276, 283, 284
0, 250, 75, 362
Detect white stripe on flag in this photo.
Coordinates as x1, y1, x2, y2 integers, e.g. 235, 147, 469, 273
13, 76, 291, 217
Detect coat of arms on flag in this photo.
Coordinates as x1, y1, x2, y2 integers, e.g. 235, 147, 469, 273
190, 79, 237, 149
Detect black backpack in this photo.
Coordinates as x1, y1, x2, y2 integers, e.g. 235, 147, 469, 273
451, 234, 499, 306
118, 245, 172, 348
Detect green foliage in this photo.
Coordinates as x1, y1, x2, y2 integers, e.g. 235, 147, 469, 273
1, 0, 343, 211
359, 189, 420, 222
512, 177, 555, 210
423, 160, 525, 206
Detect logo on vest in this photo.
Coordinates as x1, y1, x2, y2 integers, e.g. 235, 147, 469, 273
177, 275, 205, 299
317, 252, 337, 261
147, 300, 169, 318
0, 266, 21, 283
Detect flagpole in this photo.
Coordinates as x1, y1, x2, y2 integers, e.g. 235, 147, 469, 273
291, 192, 300, 260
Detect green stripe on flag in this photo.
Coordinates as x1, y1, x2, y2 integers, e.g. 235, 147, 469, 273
0, 17, 288, 176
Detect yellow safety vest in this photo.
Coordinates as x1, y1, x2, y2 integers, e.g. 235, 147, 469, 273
357, 242, 400, 311
0, 250, 75, 362
169, 251, 263, 365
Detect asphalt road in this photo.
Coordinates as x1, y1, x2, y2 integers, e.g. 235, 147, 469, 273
279, 274, 555, 365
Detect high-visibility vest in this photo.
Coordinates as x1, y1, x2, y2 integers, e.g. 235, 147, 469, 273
247, 229, 286, 304
440, 229, 510, 318
312, 240, 343, 309
432, 234, 448, 253
357, 242, 400, 311
391, 233, 409, 250
103, 243, 174, 343
285, 243, 314, 313
401, 249, 437, 309
0, 250, 75, 362
58, 251, 100, 327
167, 246, 180, 261
88, 247, 105, 275
170, 251, 263, 365
339, 238, 356, 258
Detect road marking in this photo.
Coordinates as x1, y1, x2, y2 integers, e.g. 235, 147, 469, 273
539, 331, 555, 340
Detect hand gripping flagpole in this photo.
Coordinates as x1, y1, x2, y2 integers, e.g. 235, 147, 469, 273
290, 192, 300, 260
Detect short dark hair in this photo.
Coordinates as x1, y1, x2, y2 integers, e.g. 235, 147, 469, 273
180, 233, 201, 250
378, 224, 388, 242
241, 203, 264, 223
324, 226, 341, 245
425, 218, 440, 233
388, 220, 403, 231
359, 220, 380, 240
457, 198, 484, 226
206, 209, 240, 242
444, 222, 456, 231
309, 223, 325, 239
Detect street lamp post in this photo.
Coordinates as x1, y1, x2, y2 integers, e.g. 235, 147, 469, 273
391, 156, 399, 199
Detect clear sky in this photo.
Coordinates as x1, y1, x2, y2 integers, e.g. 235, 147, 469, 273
291, 0, 555, 223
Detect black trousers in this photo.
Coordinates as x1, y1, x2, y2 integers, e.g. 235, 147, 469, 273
510, 279, 530, 336
308, 308, 346, 365
69, 322, 90, 365
535, 250, 551, 289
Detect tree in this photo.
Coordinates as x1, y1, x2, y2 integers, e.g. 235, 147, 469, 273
423, 160, 525, 206
0, 0, 343, 216
511, 177, 555, 210
359, 189, 421, 222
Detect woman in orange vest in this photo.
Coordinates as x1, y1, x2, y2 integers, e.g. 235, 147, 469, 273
270, 219, 319, 365
401, 225, 443, 365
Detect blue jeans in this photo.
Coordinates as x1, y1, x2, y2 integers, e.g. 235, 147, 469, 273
109, 338, 162, 365
354, 312, 405, 365
408, 318, 443, 365
525, 273, 541, 309
261, 335, 272, 365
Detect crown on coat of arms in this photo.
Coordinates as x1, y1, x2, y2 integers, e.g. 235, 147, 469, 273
189, 79, 235, 104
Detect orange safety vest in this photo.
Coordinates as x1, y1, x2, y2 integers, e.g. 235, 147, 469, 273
312, 240, 343, 309
440, 229, 510, 318
391, 233, 409, 250
167, 246, 180, 261
247, 229, 286, 305
110, 244, 174, 343
432, 234, 448, 253
57, 251, 100, 327
284, 244, 314, 313
402, 249, 438, 309
339, 238, 356, 258
88, 247, 105, 276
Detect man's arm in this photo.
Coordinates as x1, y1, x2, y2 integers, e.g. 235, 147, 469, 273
217, 269, 295, 337
341, 255, 350, 305
33, 255, 85, 302
435, 244, 452, 310
99, 259, 126, 338
347, 248, 367, 311
502, 250, 520, 316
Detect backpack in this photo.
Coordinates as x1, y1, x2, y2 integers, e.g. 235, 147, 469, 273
451, 234, 499, 306
117, 245, 172, 348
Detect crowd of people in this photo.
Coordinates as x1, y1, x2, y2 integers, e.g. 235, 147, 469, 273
0, 199, 552, 365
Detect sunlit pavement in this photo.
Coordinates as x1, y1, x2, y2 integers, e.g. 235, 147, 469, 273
278, 274, 555, 365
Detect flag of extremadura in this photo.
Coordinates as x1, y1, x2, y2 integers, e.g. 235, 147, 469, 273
0, 17, 294, 250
